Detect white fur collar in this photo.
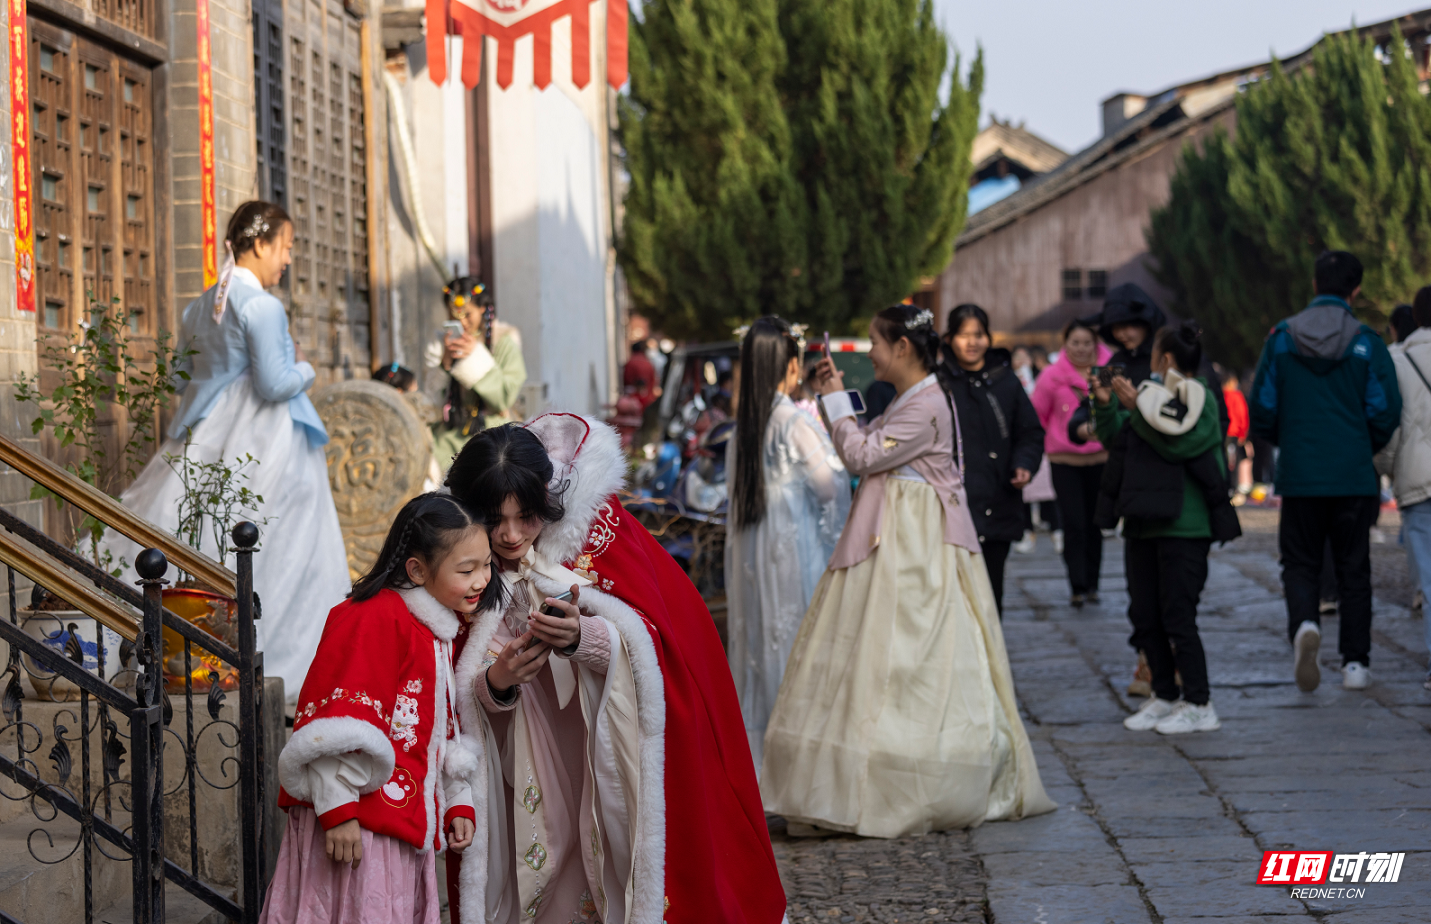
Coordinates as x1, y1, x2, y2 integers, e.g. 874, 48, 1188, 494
524, 414, 628, 565
1135, 368, 1206, 437
396, 586, 461, 641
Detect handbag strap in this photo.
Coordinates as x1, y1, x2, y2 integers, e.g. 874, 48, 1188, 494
1405, 351, 1431, 397
940, 383, 966, 483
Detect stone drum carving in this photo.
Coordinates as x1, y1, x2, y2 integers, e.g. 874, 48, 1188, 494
312, 380, 432, 579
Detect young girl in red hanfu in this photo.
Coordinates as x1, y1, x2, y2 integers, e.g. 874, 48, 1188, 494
259, 493, 502, 924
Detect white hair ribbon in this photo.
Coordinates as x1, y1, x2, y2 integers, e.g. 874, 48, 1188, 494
212, 240, 238, 324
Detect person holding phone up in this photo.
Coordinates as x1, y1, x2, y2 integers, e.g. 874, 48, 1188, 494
762, 305, 1054, 838
424, 275, 528, 469
1090, 322, 1240, 735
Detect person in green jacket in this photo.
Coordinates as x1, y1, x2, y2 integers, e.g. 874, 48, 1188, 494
425, 276, 528, 471
1250, 251, 1401, 693
1093, 322, 1234, 735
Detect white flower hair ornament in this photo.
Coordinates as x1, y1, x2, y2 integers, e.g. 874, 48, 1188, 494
237, 214, 271, 242
909, 309, 935, 330
733, 324, 752, 340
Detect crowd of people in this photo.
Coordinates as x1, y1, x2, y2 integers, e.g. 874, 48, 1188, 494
136, 203, 1431, 924
725, 251, 1431, 759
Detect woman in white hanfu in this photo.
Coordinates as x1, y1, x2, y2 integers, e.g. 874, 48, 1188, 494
725, 318, 850, 765
101, 201, 350, 700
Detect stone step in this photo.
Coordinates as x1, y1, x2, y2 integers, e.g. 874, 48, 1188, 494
0, 812, 132, 924
94, 882, 229, 924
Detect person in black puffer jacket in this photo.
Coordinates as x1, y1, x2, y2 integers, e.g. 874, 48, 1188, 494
1081, 285, 1227, 697
942, 304, 1045, 616
1082, 283, 1166, 385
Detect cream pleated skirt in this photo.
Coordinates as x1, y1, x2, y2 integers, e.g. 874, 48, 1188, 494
760, 478, 1056, 838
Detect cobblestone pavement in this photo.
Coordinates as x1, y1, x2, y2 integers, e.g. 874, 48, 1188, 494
773, 524, 1431, 924
770, 819, 989, 923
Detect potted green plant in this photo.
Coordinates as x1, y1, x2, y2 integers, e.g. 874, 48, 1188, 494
158, 436, 266, 690
13, 297, 192, 698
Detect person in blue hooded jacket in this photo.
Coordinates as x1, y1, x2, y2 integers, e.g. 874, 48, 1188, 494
1251, 250, 1401, 694
102, 201, 350, 700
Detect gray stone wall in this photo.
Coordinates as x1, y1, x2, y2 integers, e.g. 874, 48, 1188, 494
170, 0, 260, 305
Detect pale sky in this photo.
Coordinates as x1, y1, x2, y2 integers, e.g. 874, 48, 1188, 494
933, 1, 1427, 153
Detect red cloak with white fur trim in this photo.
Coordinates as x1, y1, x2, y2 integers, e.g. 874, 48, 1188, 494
277, 588, 477, 851
449, 414, 785, 924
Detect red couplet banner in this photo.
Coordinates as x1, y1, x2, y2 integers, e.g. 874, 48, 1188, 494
197, 0, 217, 288
9, 0, 34, 312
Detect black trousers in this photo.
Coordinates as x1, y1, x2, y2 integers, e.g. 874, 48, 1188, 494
1024, 500, 1061, 531
1319, 539, 1338, 603
1051, 462, 1105, 594
1279, 496, 1379, 666
1125, 537, 1212, 705
981, 540, 1012, 618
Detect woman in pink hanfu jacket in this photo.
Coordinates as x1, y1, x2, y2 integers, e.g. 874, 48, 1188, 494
761, 305, 1056, 839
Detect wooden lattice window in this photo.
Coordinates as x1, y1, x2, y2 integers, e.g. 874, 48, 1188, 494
91, 0, 157, 40
29, 21, 156, 335
254, 0, 287, 207
282, 1, 371, 383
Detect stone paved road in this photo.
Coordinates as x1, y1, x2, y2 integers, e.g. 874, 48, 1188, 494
774, 530, 1431, 924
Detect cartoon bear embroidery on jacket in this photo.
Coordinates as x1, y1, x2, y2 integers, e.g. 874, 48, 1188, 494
390, 694, 420, 752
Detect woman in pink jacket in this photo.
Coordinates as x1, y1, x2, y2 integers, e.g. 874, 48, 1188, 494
761, 305, 1054, 838
1031, 319, 1113, 607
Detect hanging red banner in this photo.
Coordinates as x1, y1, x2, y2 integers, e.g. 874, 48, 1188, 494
9, 0, 34, 312
427, 0, 627, 91
197, 0, 217, 287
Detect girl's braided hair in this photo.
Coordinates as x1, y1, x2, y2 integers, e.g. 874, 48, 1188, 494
349, 492, 505, 609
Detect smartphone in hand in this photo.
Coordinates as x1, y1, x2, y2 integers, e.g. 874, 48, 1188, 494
538, 590, 574, 618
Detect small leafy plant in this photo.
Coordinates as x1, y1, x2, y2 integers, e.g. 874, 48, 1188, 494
14, 296, 194, 570
164, 432, 267, 570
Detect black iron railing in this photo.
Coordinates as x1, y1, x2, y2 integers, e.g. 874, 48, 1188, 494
0, 435, 267, 924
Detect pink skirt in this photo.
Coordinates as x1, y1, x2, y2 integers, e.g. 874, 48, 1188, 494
258, 807, 439, 924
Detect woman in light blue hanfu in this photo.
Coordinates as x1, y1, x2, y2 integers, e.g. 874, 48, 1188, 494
104, 200, 349, 700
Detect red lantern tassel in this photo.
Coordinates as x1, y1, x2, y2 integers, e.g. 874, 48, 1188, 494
496, 35, 516, 88
426, 0, 448, 84
533, 17, 552, 89
571, 0, 591, 89
461, 17, 485, 88
607, 0, 627, 89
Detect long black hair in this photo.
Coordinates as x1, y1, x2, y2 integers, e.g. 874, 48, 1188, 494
1152, 320, 1204, 375
445, 424, 567, 525
731, 318, 802, 530
945, 303, 991, 340
349, 493, 504, 607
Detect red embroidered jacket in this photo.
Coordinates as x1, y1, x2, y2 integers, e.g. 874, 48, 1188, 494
276, 587, 478, 851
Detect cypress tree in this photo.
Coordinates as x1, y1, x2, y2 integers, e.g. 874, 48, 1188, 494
1147, 131, 1286, 370
1149, 29, 1431, 369
618, 0, 982, 339
618, 0, 806, 341
780, 0, 983, 332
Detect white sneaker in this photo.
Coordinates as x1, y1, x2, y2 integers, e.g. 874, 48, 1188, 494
1293, 620, 1321, 692
1013, 531, 1037, 555
1342, 662, 1370, 690
1123, 697, 1178, 731
1156, 701, 1221, 735
1052, 529, 1065, 554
